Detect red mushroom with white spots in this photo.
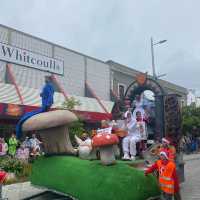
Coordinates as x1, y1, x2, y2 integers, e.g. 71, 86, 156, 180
92, 133, 119, 165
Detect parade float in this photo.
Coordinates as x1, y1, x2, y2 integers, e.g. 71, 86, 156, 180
22, 106, 160, 200
112, 73, 184, 182
12, 73, 184, 200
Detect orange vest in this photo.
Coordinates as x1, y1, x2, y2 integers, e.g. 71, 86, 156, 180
156, 160, 175, 194
169, 146, 176, 161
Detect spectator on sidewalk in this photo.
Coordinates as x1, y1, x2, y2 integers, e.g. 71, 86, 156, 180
30, 134, 42, 153
0, 138, 8, 156
16, 144, 29, 163
22, 136, 31, 150
197, 136, 200, 152
185, 135, 192, 154
8, 133, 18, 157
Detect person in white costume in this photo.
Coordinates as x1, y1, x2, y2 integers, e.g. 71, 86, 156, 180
122, 111, 142, 160
135, 111, 148, 140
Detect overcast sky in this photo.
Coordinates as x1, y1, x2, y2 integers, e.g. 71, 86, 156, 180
0, 0, 199, 94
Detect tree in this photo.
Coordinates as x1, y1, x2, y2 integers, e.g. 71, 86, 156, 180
68, 120, 85, 146
61, 97, 85, 145
61, 97, 81, 110
182, 105, 200, 136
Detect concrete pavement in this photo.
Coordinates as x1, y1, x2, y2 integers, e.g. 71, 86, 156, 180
2, 182, 46, 200
181, 153, 200, 200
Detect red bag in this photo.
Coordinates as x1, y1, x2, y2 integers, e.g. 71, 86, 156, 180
0, 171, 7, 183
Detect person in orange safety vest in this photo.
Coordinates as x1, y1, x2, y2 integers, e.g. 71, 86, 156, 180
145, 151, 177, 200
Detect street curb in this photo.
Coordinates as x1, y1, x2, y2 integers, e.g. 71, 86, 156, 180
183, 154, 200, 162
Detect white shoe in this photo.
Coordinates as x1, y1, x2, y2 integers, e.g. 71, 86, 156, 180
122, 154, 130, 160
130, 156, 136, 161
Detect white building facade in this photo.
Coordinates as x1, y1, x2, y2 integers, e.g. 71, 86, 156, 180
0, 24, 111, 100
0, 24, 188, 117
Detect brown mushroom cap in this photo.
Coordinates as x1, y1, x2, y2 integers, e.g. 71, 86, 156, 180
22, 110, 77, 131
92, 134, 119, 147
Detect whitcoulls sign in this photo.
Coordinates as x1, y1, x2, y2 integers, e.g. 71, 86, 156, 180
0, 42, 64, 75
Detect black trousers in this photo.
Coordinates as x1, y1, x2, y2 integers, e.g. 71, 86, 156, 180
161, 192, 173, 200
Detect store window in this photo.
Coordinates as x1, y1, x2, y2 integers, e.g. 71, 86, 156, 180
118, 83, 126, 99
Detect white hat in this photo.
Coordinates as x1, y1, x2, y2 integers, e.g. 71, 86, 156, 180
160, 151, 169, 159
162, 138, 170, 144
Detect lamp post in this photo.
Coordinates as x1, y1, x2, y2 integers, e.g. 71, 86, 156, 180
151, 37, 167, 79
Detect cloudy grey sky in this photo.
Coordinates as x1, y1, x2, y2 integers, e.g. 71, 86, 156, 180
0, 0, 199, 94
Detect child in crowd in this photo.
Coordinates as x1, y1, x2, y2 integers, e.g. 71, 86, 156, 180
0, 138, 8, 156
8, 134, 18, 157
16, 144, 29, 163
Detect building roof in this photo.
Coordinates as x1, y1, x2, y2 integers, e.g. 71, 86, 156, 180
107, 60, 140, 78
0, 24, 188, 96
0, 24, 107, 65
107, 60, 188, 95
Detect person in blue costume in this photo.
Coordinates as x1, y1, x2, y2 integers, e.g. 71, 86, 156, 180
40, 76, 54, 110
16, 76, 54, 138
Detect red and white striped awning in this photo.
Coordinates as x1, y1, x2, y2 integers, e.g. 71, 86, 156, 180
0, 83, 114, 122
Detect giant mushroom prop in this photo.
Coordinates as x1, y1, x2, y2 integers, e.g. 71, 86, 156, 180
22, 110, 77, 155
92, 133, 119, 165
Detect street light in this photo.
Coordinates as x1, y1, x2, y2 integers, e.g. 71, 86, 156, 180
151, 37, 167, 79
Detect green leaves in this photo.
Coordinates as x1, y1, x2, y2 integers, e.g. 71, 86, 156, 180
60, 97, 84, 145
182, 106, 200, 135
61, 97, 81, 110
0, 157, 32, 177
0, 157, 23, 175
69, 120, 85, 146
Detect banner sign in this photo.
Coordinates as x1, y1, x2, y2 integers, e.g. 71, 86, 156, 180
0, 42, 64, 75
96, 127, 112, 134
0, 103, 24, 117
3, 104, 24, 117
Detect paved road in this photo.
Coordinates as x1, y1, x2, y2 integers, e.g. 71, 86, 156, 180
181, 154, 200, 200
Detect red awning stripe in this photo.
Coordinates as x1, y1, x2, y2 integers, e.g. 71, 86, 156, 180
85, 81, 109, 114
0, 103, 112, 122
6, 64, 24, 105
